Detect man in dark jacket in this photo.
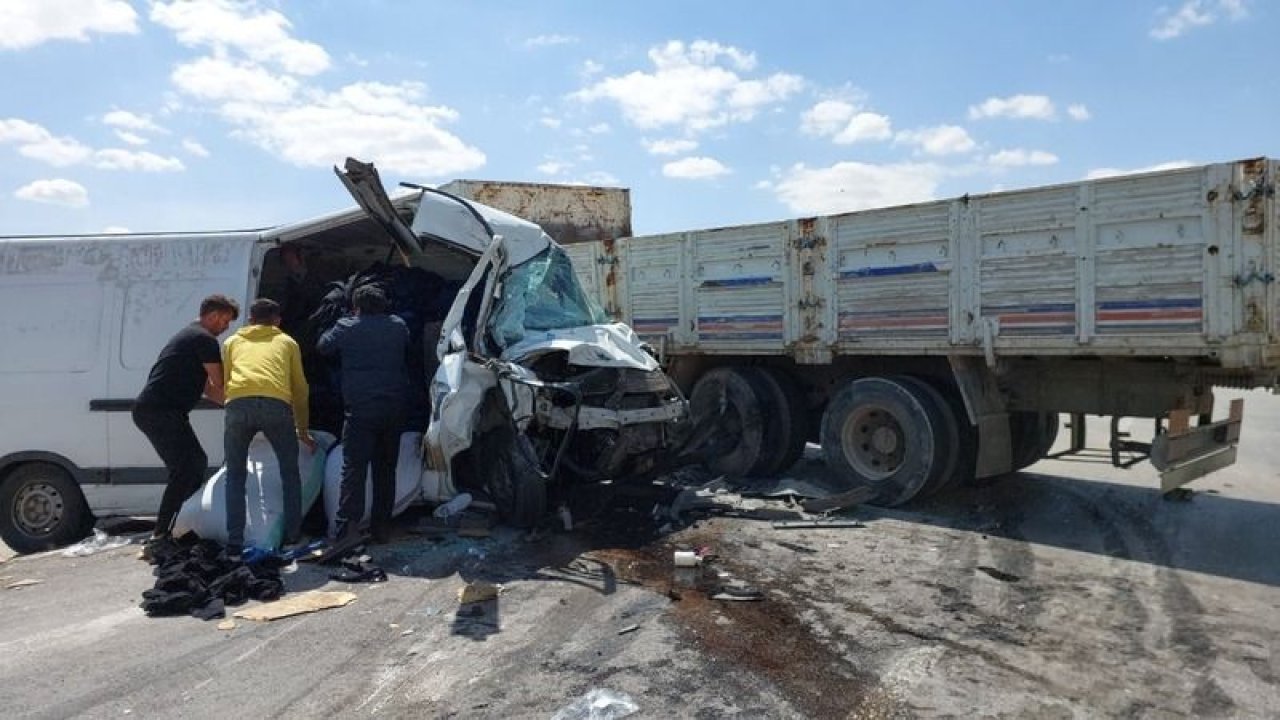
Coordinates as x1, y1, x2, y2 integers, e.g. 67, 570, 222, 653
133, 295, 240, 554
317, 285, 409, 544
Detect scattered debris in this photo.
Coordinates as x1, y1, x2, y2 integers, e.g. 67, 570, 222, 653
976, 566, 1021, 583
217, 619, 237, 631
233, 590, 357, 621
771, 519, 866, 529
1163, 487, 1195, 502
329, 557, 387, 583
799, 485, 876, 514
61, 528, 134, 557
6, 578, 42, 590
710, 586, 765, 602
774, 541, 818, 555
400, 628, 416, 637
434, 492, 473, 518
457, 581, 502, 605
617, 624, 639, 635
673, 550, 701, 567
551, 688, 639, 720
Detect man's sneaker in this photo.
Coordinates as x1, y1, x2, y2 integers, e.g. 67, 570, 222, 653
139, 534, 171, 564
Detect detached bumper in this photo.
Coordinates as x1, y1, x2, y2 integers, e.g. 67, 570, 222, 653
1151, 398, 1244, 492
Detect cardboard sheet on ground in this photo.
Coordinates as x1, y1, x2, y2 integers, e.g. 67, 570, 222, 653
173, 431, 335, 551
322, 432, 424, 537
233, 590, 357, 621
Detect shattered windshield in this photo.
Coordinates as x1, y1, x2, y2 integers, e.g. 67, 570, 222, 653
489, 245, 608, 350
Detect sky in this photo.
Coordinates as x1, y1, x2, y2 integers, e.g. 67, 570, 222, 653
0, 0, 1275, 238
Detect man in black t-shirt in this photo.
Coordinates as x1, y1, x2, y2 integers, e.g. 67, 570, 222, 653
133, 295, 240, 552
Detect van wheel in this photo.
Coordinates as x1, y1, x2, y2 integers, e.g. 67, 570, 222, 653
483, 432, 547, 529
688, 368, 770, 477
0, 463, 93, 554
820, 377, 946, 507
750, 368, 809, 476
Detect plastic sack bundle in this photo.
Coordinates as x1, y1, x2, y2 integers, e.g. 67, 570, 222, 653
322, 432, 425, 537
172, 431, 335, 551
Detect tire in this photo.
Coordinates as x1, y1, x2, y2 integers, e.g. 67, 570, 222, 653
483, 432, 547, 529
892, 377, 960, 499
0, 463, 93, 554
689, 367, 771, 477
820, 377, 948, 507
750, 367, 809, 476
1010, 411, 1058, 472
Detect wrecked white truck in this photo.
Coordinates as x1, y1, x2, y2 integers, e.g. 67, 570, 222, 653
336, 159, 689, 526
0, 159, 687, 552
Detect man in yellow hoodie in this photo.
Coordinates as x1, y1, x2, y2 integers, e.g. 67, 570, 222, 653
222, 298, 315, 556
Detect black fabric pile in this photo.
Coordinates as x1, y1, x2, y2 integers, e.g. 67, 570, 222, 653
140, 534, 285, 621
308, 263, 459, 434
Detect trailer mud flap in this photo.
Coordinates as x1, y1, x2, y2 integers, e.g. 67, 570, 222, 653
1151, 399, 1244, 492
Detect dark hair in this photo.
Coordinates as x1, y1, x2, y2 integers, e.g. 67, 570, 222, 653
249, 298, 282, 323
353, 285, 388, 315
199, 294, 240, 320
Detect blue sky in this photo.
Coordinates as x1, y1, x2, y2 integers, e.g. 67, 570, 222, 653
0, 0, 1274, 237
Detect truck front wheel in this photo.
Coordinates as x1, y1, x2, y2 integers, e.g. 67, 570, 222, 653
0, 463, 93, 554
820, 377, 950, 506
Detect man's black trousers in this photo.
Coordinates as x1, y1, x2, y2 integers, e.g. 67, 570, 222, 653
132, 406, 208, 535
335, 406, 404, 540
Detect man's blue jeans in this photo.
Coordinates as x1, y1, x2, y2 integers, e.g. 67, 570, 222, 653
223, 397, 302, 549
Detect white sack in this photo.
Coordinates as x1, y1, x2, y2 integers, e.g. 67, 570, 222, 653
173, 431, 335, 551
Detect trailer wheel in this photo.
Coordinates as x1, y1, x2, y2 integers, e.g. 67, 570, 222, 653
689, 367, 770, 477
893, 377, 960, 498
1010, 412, 1059, 472
749, 367, 809, 476
820, 377, 946, 506
0, 463, 93, 554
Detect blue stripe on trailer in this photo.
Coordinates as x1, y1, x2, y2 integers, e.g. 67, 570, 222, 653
840, 262, 939, 279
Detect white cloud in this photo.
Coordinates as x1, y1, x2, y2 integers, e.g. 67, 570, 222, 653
644, 138, 699, 156
149, 0, 330, 75
581, 59, 604, 76
14, 178, 88, 207
968, 94, 1057, 121
102, 110, 164, 133
537, 160, 569, 175
1151, 1, 1246, 40
895, 125, 976, 156
92, 148, 185, 172
524, 34, 578, 48
662, 156, 730, 180
172, 56, 299, 104
539, 116, 562, 129
216, 81, 485, 177
574, 170, 621, 186
102, 226, 131, 234
835, 113, 892, 144
988, 149, 1059, 167
1085, 161, 1196, 180
586, 122, 611, 135
574, 40, 804, 133
0, 0, 137, 50
182, 139, 210, 157
0, 118, 92, 166
1067, 104, 1091, 121
769, 162, 944, 215
114, 130, 149, 146
800, 100, 856, 136
801, 100, 891, 144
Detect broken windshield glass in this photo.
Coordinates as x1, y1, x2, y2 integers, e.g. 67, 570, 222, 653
489, 246, 608, 350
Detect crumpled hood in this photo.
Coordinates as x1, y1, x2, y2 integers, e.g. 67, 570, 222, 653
501, 323, 660, 371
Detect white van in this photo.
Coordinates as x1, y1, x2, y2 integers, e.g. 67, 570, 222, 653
0, 162, 686, 553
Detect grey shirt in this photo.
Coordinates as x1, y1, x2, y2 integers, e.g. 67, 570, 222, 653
317, 313, 410, 414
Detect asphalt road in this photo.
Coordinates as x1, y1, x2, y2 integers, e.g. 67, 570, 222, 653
1, 390, 1277, 718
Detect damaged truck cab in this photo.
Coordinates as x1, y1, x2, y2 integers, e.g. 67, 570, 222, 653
338, 160, 688, 526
